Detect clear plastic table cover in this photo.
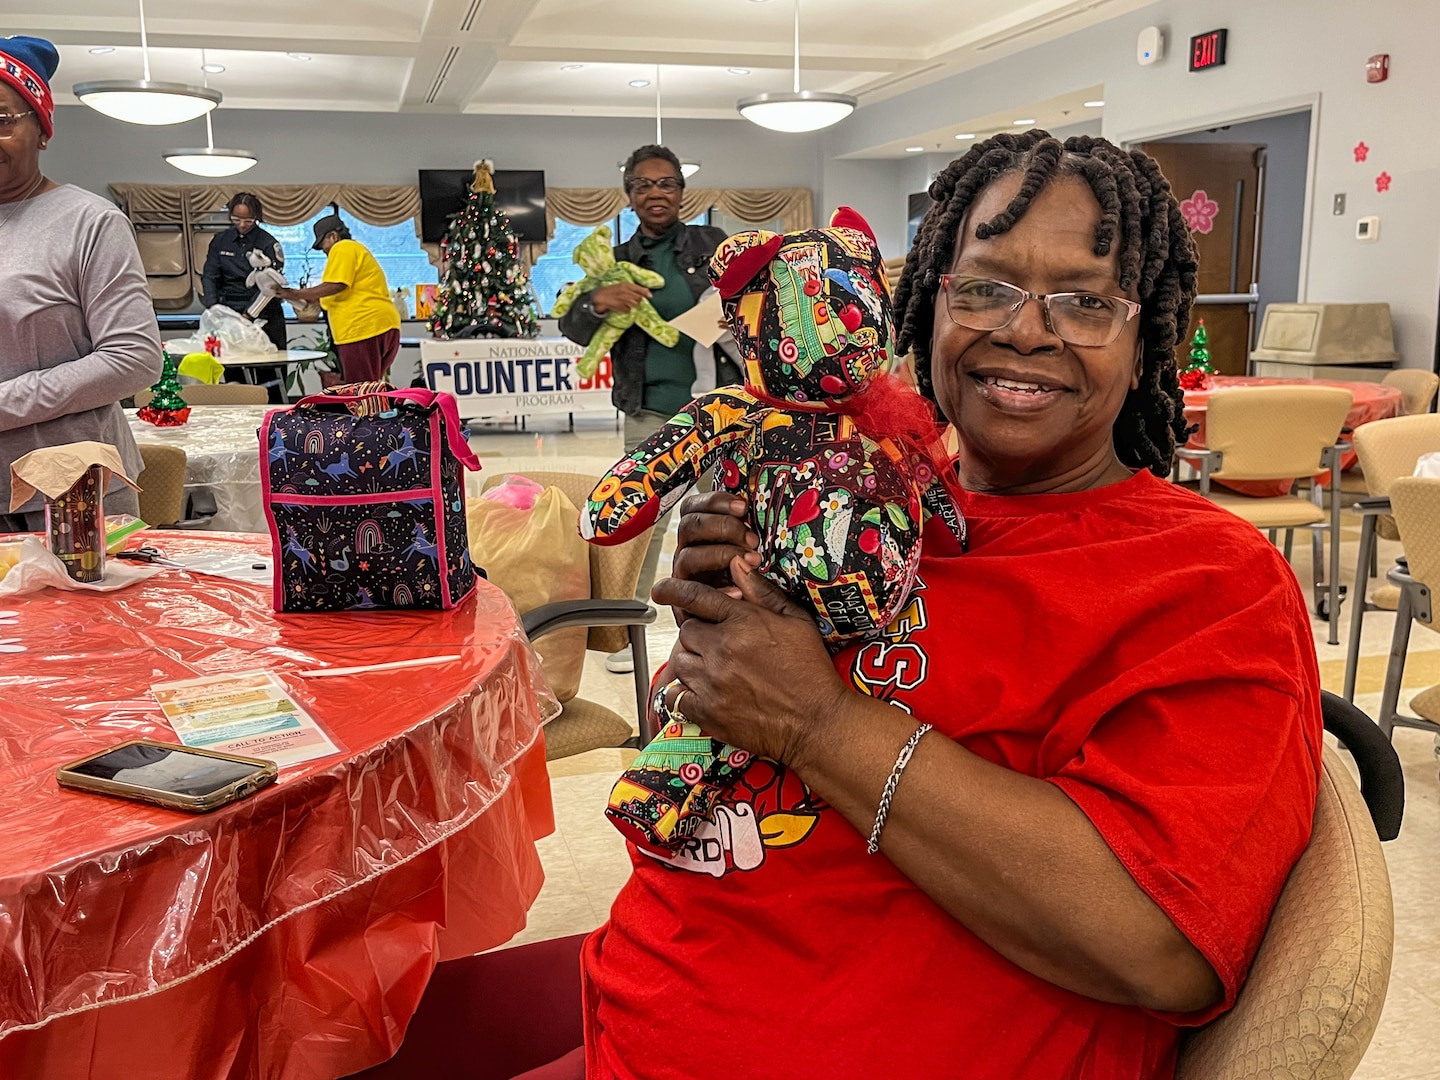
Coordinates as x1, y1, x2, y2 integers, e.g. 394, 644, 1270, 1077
0, 533, 558, 1079
127, 405, 270, 532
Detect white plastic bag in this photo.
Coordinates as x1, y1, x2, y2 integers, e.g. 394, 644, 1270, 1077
1413, 453, 1440, 478
167, 305, 277, 357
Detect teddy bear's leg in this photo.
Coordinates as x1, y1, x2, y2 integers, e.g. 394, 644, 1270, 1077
577, 324, 622, 379
634, 299, 680, 348
604, 678, 733, 852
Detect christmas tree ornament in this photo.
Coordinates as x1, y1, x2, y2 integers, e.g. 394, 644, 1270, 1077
429, 159, 540, 340
1179, 319, 1213, 390
137, 350, 193, 426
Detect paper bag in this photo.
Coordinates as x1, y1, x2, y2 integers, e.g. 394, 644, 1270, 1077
467, 486, 590, 703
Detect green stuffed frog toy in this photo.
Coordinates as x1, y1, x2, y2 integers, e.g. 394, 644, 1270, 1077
551, 224, 681, 377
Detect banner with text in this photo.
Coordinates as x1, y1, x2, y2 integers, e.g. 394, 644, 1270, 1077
420, 337, 616, 419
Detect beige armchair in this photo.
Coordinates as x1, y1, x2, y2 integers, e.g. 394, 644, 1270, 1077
1341, 414, 1440, 700
1176, 690, 1399, 1079
1375, 476, 1440, 739
134, 384, 270, 407
1176, 386, 1352, 643
1382, 369, 1439, 417
482, 471, 659, 760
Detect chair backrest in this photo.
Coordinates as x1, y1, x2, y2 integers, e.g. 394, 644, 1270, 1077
134, 444, 188, 527
1381, 369, 1439, 416
135, 384, 269, 407
1386, 476, 1440, 628
1175, 747, 1393, 1079
481, 470, 654, 654
134, 226, 193, 312
1207, 386, 1353, 481
1352, 413, 1440, 496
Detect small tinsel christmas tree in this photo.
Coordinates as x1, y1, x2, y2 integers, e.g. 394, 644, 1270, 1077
429, 160, 540, 340
136, 350, 192, 426
1178, 319, 1214, 391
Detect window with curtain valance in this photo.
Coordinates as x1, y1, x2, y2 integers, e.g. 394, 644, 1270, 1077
110, 183, 814, 312
108, 183, 814, 238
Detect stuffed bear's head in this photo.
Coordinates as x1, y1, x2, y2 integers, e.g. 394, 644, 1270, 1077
709, 207, 895, 408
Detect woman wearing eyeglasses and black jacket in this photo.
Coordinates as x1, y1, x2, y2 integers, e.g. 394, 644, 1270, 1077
201, 191, 290, 354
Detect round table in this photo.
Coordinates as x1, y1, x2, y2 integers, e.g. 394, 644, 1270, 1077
220, 348, 327, 403
0, 533, 557, 1080
128, 405, 270, 533
1182, 376, 1405, 496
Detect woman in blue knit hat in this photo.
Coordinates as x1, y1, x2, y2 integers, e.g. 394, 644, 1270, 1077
0, 36, 163, 530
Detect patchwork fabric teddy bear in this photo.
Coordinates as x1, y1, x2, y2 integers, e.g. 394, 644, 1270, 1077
578, 207, 966, 853
550, 224, 681, 377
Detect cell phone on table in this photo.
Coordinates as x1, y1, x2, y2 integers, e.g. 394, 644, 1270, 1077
56, 740, 278, 813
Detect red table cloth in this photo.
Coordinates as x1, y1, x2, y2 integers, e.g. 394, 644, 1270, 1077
0, 533, 557, 1080
1182, 376, 1404, 497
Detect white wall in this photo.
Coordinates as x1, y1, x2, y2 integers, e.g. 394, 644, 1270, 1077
44, 105, 823, 195
827, 0, 1440, 369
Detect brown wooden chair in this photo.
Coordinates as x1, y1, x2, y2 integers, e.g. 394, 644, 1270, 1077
481, 471, 659, 760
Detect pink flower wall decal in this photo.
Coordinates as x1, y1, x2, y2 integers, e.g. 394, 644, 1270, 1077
1354, 141, 1370, 163
1179, 189, 1220, 234
1376, 171, 1393, 193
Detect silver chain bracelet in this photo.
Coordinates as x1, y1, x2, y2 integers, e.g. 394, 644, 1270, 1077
867, 723, 933, 855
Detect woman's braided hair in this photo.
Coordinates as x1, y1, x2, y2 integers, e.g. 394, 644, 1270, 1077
893, 130, 1199, 476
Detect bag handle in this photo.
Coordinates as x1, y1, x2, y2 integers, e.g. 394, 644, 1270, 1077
290, 388, 481, 471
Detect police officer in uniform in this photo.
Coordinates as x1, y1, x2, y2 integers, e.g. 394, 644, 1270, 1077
202, 192, 288, 397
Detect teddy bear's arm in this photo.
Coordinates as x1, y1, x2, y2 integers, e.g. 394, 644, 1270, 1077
579, 389, 765, 546
549, 278, 589, 319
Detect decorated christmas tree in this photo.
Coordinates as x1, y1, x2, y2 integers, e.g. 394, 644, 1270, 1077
1178, 319, 1214, 390
429, 160, 540, 340
136, 350, 191, 427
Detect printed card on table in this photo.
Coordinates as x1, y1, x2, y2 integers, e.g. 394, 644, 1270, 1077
152, 670, 340, 768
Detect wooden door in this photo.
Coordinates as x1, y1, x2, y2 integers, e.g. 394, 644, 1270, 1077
1140, 142, 1263, 376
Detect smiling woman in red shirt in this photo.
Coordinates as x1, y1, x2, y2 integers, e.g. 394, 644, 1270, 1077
557, 132, 1325, 1080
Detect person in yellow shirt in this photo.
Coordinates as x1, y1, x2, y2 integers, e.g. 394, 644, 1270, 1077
279, 210, 401, 383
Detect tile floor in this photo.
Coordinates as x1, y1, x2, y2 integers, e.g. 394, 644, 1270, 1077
472, 416, 1440, 1075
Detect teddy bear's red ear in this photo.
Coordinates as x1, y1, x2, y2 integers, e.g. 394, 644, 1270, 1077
829, 206, 876, 243
711, 231, 785, 299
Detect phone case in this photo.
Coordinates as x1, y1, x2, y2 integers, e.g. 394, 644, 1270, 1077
55, 739, 279, 813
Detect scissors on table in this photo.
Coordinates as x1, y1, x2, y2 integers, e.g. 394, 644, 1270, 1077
116, 545, 185, 568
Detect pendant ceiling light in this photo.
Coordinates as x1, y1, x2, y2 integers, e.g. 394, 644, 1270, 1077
164, 53, 257, 176
737, 0, 855, 133
73, 0, 221, 125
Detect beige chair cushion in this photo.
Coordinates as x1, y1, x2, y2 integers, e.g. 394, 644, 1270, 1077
1407, 684, 1440, 724
1381, 369, 1439, 417
1175, 748, 1393, 1080
1181, 484, 1327, 529
1352, 414, 1440, 496
135, 444, 187, 527
135, 384, 269, 408
543, 698, 634, 761
1369, 584, 1400, 611
1388, 477, 1440, 629
1206, 387, 1352, 481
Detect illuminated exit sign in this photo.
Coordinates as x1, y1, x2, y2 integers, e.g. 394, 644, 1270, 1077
1190, 28, 1228, 71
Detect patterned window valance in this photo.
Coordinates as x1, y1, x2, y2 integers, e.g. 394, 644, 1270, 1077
545, 186, 813, 235
109, 183, 422, 228
109, 183, 813, 238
